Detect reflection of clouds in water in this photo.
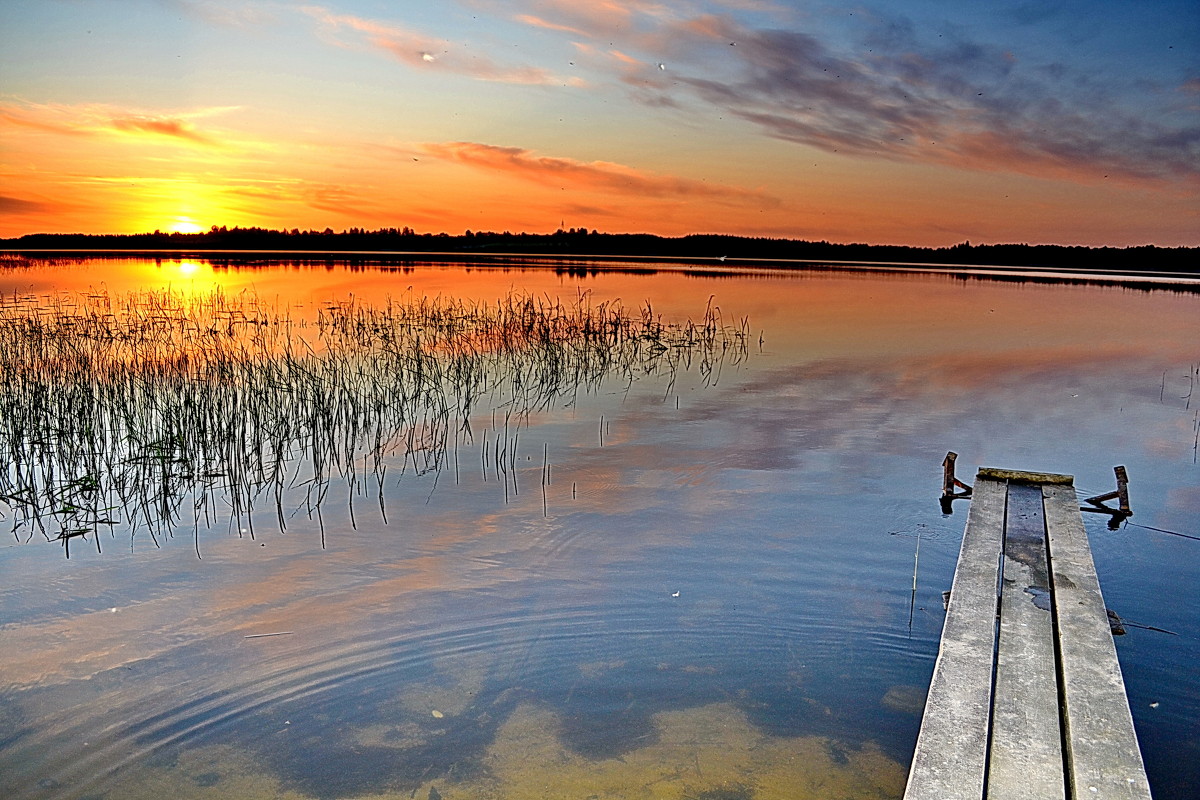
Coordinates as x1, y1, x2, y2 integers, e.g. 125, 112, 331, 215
3, 341, 1188, 690
91, 701, 905, 800
652, 346, 1198, 475
4, 457, 742, 794
1163, 485, 1200, 521
2, 410, 686, 687
474, 701, 905, 800
0, 499, 521, 694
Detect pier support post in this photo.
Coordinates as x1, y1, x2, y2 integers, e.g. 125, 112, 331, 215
940, 451, 973, 513
1082, 466, 1132, 527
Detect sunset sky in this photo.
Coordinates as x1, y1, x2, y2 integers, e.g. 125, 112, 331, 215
1, 0, 1197, 246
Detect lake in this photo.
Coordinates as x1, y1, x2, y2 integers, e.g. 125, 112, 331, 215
1, 254, 1198, 799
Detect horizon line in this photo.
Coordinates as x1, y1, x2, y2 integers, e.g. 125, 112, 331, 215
2, 228, 1198, 252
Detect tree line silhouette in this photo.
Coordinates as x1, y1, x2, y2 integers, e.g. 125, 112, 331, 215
2, 226, 1196, 273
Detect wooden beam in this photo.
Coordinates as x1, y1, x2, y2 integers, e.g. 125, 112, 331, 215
977, 467, 1074, 486
987, 484, 1064, 800
1043, 484, 1152, 799
904, 477, 1005, 799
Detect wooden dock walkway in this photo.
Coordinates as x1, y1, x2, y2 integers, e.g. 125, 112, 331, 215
904, 467, 1152, 799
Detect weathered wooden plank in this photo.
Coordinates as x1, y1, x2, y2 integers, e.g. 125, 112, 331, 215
987, 484, 1065, 800
977, 467, 1074, 486
1043, 484, 1152, 799
904, 477, 1005, 800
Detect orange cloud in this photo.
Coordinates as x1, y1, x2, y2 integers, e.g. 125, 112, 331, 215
0, 101, 234, 148
513, 13, 589, 37
503, 0, 675, 39
0, 107, 89, 137
0, 194, 60, 216
419, 141, 781, 207
217, 177, 375, 216
608, 49, 641, 66
676, 13, 732, 40
111, 116, 219, 146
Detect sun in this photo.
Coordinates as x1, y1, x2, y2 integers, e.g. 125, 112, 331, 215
168, 217, 205, 234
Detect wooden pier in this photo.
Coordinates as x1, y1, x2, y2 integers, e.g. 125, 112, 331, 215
905, 467, 1152, 799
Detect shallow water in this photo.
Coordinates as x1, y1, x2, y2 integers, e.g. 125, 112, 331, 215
1, 256, 1198, 799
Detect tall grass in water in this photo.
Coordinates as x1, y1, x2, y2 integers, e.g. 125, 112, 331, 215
0, 288, 749, 556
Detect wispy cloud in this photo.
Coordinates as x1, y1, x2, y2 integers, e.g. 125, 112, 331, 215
302, 184, 370, 216
506, 2, 1199, 192
219, 177, 372, 216
694, 18, 1200, 190
1179, 78, 1200, 113
0, 194, 57, 216
0, 101, 237, 148
419, 141, 780, 207
503, 0, 782, 49
0, 106, 90, 137
110, 116, 220, 146
301, 5, 583, 86
514, 13, 589, 37
499, 0, 671, 40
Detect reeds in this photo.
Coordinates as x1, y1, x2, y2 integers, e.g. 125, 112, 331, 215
0, 287, 749, 555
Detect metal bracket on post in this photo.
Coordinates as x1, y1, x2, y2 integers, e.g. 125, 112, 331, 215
940, 451, 973, 514
1081, 466, 1132, 529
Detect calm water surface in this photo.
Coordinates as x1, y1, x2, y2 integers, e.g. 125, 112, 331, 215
1, 256, 1198, 799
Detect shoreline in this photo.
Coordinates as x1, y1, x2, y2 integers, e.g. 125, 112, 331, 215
4, 248, 1200, 290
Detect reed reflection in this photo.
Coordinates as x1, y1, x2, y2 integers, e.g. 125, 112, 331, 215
0, 288, 749, 557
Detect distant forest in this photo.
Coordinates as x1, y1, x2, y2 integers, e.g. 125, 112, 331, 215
2, 226, 1197, 273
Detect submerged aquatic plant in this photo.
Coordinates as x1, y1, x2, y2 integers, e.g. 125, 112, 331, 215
0, 288, 749, 555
